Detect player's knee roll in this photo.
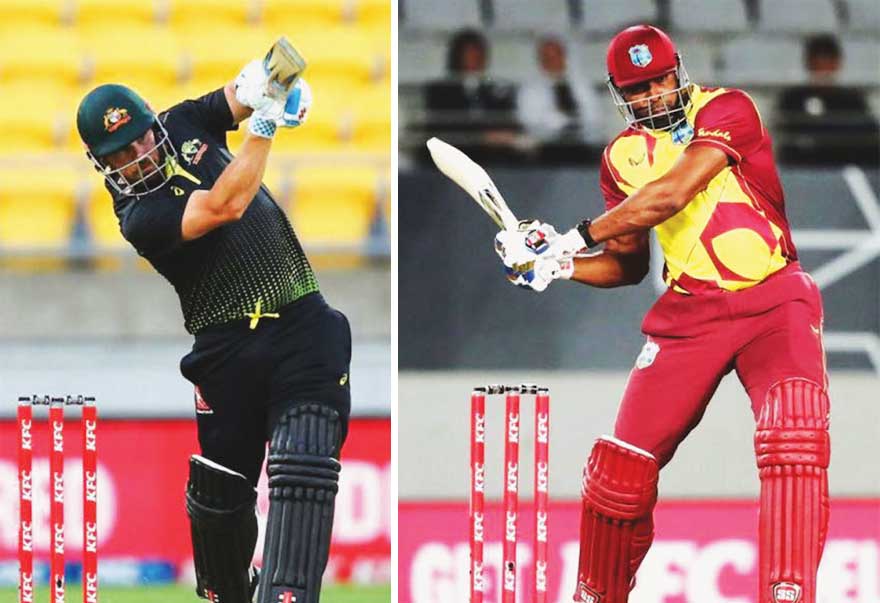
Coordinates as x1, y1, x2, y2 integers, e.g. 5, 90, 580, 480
186, 455, 259, 603
583, 435, 659, 521
755, 378, 830, 471
258, 403, 343, 603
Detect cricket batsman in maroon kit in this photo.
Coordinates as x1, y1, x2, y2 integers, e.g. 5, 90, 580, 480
495, 25, 830, 602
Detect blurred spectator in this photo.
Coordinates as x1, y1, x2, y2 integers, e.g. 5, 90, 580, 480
775, 34, 879, 165
422, 28, 521, 162
517, 36, 603, 163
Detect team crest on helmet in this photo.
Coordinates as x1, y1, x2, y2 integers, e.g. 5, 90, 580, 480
103, 107, 131, 133
772, 582, 803, 602
628, 44, 653, 68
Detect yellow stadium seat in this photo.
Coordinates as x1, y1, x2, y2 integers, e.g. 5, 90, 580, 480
276, 27, 386, 83
85, 180, 126, 248
81, 25, 182, 90
184, 26, 276, 88
0, 0, 68, 27
165, 0, 256, 28
0, 165, 81, 247
289, 165, 380, 244
71, 0, 157, 27
261, 161, 293, 204
350, 84, 390, 151
353, 0, 391, 26
0, 26, 85, 86
0, 84, 72, 152
261, 0, 348, 28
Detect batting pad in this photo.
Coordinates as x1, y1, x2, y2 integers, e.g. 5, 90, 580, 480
755, 379, 830, 603
186, 455, 259, 603
258, 403, 342, 603
575, 436, 659, 603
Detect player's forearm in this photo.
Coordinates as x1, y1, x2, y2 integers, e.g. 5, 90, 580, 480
569, 250, 649, 288
589, 180, 683, 244
210, 134, 272, 219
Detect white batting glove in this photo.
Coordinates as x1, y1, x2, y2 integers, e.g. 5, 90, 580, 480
276, 78, 311, 128
235, 59, 275, 113
494, 224, 573, 292
549, 227, 589, 258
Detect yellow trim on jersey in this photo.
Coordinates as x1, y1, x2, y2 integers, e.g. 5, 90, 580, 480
605, 85, 787, 292
246, 299, 280, 330
164, 155, 202, 185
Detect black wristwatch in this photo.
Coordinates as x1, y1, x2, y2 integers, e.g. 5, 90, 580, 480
577, 219, 599, 249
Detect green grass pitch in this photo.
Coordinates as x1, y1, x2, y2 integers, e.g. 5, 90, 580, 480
0, 583, 391, 602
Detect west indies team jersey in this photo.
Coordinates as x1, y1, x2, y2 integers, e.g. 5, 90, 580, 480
600, 84, 797, 293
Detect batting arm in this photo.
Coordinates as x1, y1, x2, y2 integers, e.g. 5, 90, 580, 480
181, 133, 271, 240
585, 144, 729, 245
569, 232, 650, 288
223, 82, 253, 125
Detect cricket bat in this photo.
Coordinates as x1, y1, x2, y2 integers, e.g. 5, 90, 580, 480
263, 37, 307, 101
426, 137, 519, 231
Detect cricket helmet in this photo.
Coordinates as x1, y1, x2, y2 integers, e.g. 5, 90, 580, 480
606, 25, 693, 131
77, 84, 177, 196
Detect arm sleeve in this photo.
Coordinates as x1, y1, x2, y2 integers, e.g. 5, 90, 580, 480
168, 88, 237, 141
121, 193, 187, 258
690, 90, 764, 164
599, 150, 628, 211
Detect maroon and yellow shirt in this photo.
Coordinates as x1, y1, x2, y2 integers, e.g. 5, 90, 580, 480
601, 84, 796, 293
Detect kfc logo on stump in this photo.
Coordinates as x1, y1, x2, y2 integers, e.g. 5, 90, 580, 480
772, 582, 803, 602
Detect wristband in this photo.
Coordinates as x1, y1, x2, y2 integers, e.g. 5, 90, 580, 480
577, 218, 599, 248
248, 116, 277, 139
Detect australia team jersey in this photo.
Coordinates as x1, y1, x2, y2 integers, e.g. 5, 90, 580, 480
110, 89, 319, 334
601, 84, 797, 293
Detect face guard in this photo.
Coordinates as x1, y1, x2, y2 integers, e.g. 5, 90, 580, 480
87, 119, 178, 197
607, 55, 693, 131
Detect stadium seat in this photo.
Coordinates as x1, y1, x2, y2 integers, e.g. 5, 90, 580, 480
718, 36, 805, 85
845, 0, 880, 33
165, 0, 255, 28
0, 84, 71, 152
490, 0, 572, 32
0, 26, 85, 87
571, 40, 611, 83
355, 0, 392, 27
85, 181, 127, 249
71, 0, 157, 27
490, 35, 543, 81
350, 86, 391, 151
82, 25, 183, 90
670, 0, 749, 34
758, 0, 839, 33
0, 165, 80, 247
839, 38, 880, 86
261, 161, 293, 203
675, 38, 718, 84
0, 0, 68, 26
578, 0, 658, 33
289, 165, 381, 244
402, 0, 482, 30
289, 27, 387, 83
261, 0, 348, 28
185, 26, 277, 89
398, 36, 447, 84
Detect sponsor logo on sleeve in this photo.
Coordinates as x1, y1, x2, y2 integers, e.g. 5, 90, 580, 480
697, 128, 732, 141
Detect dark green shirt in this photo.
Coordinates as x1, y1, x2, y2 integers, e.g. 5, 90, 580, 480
111, 89, 319, 334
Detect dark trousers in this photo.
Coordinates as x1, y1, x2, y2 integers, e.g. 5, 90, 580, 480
180, 292, 352, 485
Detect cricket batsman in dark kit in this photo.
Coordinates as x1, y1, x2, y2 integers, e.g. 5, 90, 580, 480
496, 26, 830, 603
76, 39, 350, 603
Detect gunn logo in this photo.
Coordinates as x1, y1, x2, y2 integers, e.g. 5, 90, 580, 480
772, 582, 803, 602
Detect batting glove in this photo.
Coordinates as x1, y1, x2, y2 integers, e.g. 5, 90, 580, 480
276, 78, 312, 129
